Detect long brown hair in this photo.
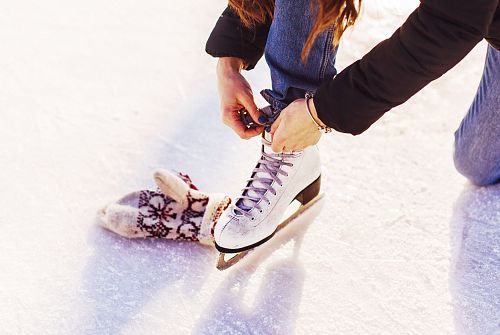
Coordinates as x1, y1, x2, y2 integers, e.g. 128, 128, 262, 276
228, 0, 362, 61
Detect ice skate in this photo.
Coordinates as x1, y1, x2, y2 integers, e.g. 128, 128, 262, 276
214, 131, 323, 270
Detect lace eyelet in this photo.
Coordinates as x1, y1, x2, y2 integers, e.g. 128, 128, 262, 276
259, 209, 263, 213
251, 217, 255, 221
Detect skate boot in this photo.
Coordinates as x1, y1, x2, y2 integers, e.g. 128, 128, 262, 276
98, 169, 231, 246
214, 131, 322, 257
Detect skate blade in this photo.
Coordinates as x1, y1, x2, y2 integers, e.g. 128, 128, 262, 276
216, 192, 324, 271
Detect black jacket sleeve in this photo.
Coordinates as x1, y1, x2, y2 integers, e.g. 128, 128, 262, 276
205, 6, 272, 70
314, 0, 499, 135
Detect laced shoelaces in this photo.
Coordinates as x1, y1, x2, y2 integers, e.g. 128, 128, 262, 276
233, 147, 294, 219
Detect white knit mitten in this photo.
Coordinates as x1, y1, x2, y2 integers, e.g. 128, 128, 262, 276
98, 169, 231, 246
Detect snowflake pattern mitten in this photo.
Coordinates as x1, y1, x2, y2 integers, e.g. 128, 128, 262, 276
98, 169, 231, 246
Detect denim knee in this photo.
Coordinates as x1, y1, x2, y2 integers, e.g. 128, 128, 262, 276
453, 134, 499, 186
453, 45, 500, 187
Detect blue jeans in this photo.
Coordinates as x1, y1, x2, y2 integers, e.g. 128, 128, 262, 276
261, 0, 337, 114
454, 45, 500, 186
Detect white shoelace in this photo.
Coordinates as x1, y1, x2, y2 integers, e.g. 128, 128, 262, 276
233, 145, 295, 219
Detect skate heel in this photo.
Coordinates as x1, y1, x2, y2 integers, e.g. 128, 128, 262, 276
294, 175, 321, 205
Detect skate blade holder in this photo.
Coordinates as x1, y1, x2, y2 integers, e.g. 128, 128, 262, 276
216, 192, 324, 271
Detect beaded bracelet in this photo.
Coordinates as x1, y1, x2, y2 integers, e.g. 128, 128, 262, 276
305, 92, 332, 134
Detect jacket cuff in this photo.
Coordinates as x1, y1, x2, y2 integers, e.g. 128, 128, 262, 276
205, 7, 270, 71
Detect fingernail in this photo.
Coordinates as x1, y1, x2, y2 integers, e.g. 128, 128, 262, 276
258, 115, 269, 123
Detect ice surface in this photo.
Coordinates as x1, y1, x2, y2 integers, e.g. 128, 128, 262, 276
449, 185, 500, 335
0, 0, 498, 334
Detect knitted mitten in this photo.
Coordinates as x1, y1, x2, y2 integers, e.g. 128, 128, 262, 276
98, 169, 231, 246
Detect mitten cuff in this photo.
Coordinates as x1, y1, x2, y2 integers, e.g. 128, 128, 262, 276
199, 194, 232, 246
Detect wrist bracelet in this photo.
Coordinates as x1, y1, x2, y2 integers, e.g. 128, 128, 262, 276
305, 92, 332, 134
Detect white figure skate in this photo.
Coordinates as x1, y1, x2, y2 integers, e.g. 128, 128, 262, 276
214, 132, 323, 270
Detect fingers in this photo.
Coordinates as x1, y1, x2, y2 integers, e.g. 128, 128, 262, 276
271, 128, 285, 153
240, 94, 262, 125
221, 107, 246, 137
217, 71, 264, 138
222, 107, 263, 139
269, 114, 283, 152
270, 113, 306, 152
270, 114, 282, 136
243, 125, 265, 138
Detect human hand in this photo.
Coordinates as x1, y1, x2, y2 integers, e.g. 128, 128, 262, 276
217, 57, 264, 139
270, 98, 324, 152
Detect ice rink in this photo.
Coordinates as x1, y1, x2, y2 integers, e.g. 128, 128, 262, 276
1, 0, 498, 334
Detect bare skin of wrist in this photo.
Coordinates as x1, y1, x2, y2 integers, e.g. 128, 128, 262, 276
307, 98, 328, 128
217, 57, 246, 76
